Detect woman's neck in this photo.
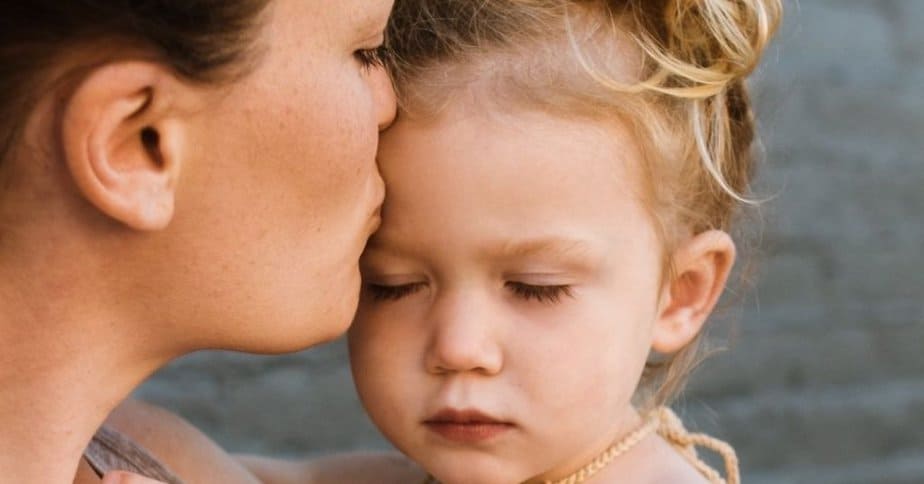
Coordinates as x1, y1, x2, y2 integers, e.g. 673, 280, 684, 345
0, 259, 169, 483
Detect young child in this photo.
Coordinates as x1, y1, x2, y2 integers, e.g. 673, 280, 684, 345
343, 0, 781, 483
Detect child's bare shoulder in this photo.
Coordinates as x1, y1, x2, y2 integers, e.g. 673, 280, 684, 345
646, 435, 711, 484
596, 433, 711, 484
240, 451, 425, 484
313, 451, 426, 484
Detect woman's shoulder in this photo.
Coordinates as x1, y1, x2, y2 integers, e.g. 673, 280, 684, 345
106, 399, 427, 484
104, 398, 260, 484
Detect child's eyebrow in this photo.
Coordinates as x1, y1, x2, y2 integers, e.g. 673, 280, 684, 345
492, 237, 599, 263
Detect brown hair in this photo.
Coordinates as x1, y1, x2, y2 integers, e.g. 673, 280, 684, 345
385, 0, 782, 407
0, 0, 272, 162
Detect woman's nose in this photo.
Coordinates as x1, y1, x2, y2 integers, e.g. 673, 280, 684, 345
425, 291, 504, 376
372, 66, 397, 131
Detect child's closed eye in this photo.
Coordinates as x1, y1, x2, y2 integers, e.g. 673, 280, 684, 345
505, 282, 574, 304
365, 282, 426, 301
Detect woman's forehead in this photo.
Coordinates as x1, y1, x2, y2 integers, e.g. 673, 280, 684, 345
263, 0, 393, 44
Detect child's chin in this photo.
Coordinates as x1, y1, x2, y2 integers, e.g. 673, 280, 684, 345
424, 457, 527, 484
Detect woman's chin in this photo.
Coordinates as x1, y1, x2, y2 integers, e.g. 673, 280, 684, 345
285, 270, 361, 348
235, 300, 358, 355
216, 263, 361, 354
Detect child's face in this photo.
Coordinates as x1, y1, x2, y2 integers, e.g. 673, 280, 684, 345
349, 109, 665, 484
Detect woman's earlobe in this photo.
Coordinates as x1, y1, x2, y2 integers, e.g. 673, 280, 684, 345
59, 61, 186, 231
652, 230, 736, 354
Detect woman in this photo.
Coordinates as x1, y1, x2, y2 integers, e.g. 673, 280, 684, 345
0, 1, 396, 482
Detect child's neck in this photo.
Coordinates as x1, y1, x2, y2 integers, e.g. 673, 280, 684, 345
537, 406, 710, 484
530, 407, 646, 484
590, 433, 709, 484
581, 409, 712, 484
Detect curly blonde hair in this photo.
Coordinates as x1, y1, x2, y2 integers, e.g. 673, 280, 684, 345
385, 0, 781, 407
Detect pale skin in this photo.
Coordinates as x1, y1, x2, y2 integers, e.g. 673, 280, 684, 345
38, 7, 731, 484
97, 110, 735, 483
345, 107, 735, 484
0, 0, 396, 482
176, 106, 734, 482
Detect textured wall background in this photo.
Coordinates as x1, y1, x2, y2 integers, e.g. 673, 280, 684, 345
137, 1, 924, 482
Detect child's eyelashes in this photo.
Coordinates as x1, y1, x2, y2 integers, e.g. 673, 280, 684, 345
505, 282, 574, 304
365, 282, 425, 301
363, 280, 575, 304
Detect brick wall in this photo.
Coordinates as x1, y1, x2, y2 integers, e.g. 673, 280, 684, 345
137, 1, 924, 481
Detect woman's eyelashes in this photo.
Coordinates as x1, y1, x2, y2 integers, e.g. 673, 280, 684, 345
505, 281, 574, 304
365, 282, 425, 301
354, 45, 387, 69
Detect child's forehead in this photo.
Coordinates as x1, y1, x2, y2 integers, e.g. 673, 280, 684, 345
366, 231, 600, 259
371, 103, 659, 264
379, 105, 644, 187
369, 176, 653, 272
380, 110, 645, 206
363, 228, 623, 278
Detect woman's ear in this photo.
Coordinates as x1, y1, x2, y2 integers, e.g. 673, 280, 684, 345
652, 230, 736, 354
59, 61, 190, 231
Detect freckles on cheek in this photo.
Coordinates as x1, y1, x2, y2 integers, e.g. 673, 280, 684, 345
274, 105, 298, 134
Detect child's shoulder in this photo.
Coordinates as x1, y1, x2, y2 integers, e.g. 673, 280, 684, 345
240, 450, 426, 484
645, 434, 711, 484
285, 451, 427, 484
597, 407, 734, 484
651, 406, 738, 484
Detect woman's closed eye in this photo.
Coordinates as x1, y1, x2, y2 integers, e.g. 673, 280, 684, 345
365, 282, 425, 301
354, 45, 387, 69
505, 281, 574, 304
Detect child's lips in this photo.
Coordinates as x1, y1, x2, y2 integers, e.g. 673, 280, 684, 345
423, 409, 515, 443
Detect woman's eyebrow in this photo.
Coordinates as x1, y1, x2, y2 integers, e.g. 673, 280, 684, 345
354, 2, 391, 37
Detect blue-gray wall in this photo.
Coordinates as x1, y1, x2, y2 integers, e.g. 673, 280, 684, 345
138, 2, 924, 482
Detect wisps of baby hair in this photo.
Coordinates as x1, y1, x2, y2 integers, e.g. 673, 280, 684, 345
386, 0, 781, 407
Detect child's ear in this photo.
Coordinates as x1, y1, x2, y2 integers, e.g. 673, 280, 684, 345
652, 230, 736, 354
59, 61, 191, 231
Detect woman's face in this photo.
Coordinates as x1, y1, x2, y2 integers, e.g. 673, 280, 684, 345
350, 109, 664, 484
155, 0, 396, 352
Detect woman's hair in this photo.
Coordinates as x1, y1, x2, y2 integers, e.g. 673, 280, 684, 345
385, 0, 782, 408
0, 0, 272, 161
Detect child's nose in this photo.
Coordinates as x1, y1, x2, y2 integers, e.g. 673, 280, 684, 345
424, 291, 503, 376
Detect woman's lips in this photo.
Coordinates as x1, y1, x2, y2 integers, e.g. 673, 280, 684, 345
424, 409, 515, 443
365, 173, 386, 235
366, 209, 382, 235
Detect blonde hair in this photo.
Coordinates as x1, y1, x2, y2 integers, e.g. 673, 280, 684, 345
385, 0, 781, 407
